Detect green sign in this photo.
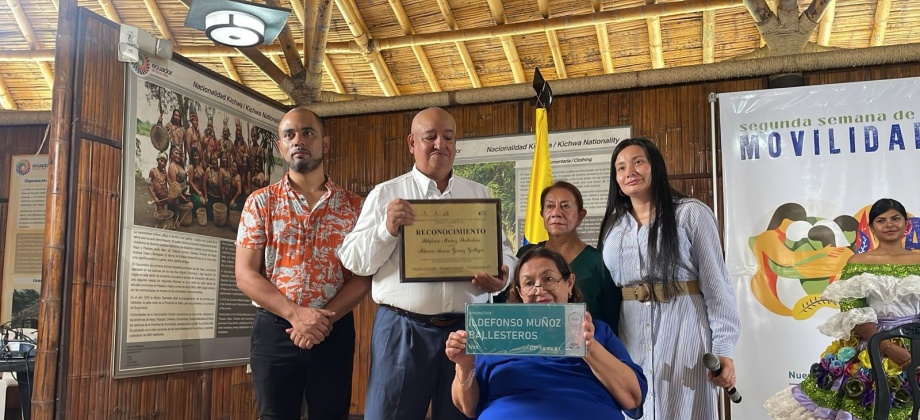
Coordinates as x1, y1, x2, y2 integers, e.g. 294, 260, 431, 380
465, 303, 586, 357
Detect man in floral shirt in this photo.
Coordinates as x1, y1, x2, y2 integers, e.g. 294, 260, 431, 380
236, 107, 368, 420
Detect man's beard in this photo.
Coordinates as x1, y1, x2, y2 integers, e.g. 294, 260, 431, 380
171, 115, 181, 126
290, 151, 322, 174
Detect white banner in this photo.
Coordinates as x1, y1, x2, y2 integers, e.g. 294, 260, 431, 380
719, 78, 920, 419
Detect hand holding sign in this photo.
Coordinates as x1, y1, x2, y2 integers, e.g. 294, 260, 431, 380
582, 311, 595, 354
446, 330, 475, 370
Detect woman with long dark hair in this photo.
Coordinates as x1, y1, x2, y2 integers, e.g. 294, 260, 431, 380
597, 138, 740, 419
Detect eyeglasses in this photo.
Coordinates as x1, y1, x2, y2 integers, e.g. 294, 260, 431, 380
520, 275, 566, 295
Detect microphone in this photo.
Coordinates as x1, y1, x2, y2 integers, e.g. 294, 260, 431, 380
703, 353, 742, 403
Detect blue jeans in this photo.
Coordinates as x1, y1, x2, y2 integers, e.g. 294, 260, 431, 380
250, 309, 354, 420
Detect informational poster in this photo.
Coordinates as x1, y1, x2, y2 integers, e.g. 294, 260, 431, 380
1, 155, 48, 328
115, 54, 285, 377
719, 78, 920, 419
454, 126, 631, 248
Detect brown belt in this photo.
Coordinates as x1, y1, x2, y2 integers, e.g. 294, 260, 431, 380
380, 304, 465, 328
621, 280, 700, 303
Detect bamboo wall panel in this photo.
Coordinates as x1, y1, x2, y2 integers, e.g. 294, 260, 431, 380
54, 10, 263, 420
77, 17, 125, 144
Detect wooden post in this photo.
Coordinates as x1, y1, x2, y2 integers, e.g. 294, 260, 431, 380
32, 0, 78, 418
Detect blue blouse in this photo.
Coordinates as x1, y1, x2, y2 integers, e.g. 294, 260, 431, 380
474, 320, 647, 419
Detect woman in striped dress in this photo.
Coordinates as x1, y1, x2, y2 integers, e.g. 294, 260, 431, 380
597, 138, 741, 419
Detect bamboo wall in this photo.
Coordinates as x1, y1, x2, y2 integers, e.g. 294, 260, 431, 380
34, 5, 920, 419
38, 9, 262, 420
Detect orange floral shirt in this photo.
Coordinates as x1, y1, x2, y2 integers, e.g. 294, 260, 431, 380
236, 175, 362, 308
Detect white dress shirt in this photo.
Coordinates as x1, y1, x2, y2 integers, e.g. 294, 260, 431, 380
337, 166, 517, 315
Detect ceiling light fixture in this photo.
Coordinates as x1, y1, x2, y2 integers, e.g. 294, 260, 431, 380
205, 10, 264, 47
185, 0, 290, 48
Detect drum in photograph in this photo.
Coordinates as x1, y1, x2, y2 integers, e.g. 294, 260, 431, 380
213, 203, 228, 227
154, 209, 174, 230
178, 202, 195, 226
167, 181, 182, 199
150, 124, 169, 151
228, 210, 242, 231
196, 208, 207, 226
178, 202, 194, 227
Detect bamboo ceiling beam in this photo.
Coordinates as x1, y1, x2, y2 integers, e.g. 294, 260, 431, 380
373, 0, 746, 50
308, 43, 920, 117
388, 0, 442, 92
646, 0, 665, 69
0, 74, 17, 109
264, 0, 306, 78
591, 0, 614, 74
334, 0, 400, 96
289, 0, 306, 34
141, 0, 175, 41
7, 0, 54, 88
434, 0, 481, 88
239, 48, 305, 103
98, 0, 122, 24
817, 0, 835, 46
702, 10, 715, 64
220, 56, 242, 83
647, 16, 665, 69
869, 0, 891, 47
303, 0, 334, 102
485, 0, 525, 84
537, 0, 567, 79
0, 49, 56, 62
276, 26, 305, 76
270, 53, 287, 73
323, 55, 346, 94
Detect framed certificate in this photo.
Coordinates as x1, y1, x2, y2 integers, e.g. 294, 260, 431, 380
399, 199, 502, 282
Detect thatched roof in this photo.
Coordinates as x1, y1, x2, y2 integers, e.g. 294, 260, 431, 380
0, 0, 917, 111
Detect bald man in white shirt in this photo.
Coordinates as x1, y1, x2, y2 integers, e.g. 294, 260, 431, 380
338, 107, 516, 420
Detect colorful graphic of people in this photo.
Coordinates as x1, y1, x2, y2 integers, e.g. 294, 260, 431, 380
749, 202, 919, 320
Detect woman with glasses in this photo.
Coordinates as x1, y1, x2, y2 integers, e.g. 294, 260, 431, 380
445, 248, 646, 419
509, 181, 621, 334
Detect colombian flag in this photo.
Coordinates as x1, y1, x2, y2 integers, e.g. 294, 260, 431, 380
523, 108, 553, 245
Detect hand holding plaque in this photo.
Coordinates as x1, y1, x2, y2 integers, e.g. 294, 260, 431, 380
399, 199, 502, 282
385, 198, 416, 237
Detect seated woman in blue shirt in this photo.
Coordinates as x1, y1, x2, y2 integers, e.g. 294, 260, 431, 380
445, 248, 646, 419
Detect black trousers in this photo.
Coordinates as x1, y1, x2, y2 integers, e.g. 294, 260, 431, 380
250, 309, 355, 420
